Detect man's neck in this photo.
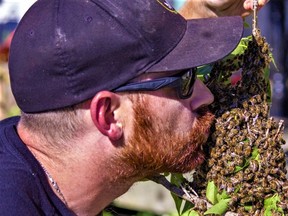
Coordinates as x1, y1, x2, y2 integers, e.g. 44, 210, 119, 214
17, 125, 136, 216
57, 157, 134, 216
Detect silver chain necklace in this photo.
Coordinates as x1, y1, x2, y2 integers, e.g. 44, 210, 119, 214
34, 156, 68, 206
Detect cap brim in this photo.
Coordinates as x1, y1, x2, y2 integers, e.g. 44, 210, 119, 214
147, 16, 243, 72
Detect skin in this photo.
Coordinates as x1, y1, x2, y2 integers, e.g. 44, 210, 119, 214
179, 0, 270, 19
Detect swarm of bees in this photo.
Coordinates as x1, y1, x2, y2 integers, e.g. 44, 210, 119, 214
189, 27, 288, 215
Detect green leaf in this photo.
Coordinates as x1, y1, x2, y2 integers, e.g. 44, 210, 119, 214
170, 173, 194, 215
170, 173, 185, 187
251, 148, 260, 161
206, 181, 218, 204
170, 174, 184, 215
270, 54, 278, 70
197, 65, 213, 80
204, 198, 231, 215
264, 194, 284, 216
262, 66, 273, 103
234, 185, 241, 193
230, 43, 247, 56
244, 205, 253, 211
217, 190, 230, 201
136, 212, 158, 216
171, 192, 184, 215
234, 165, 243, 172
181, 209, 200, 216
102, 211, 113, 216
234, 158, 249, 172
243, 138, 249, 143
182, 201, 194, 214
163, 172, 171, 176
244, 21, 250, 28
230, 36, 251, 56
235, 148, 260, 173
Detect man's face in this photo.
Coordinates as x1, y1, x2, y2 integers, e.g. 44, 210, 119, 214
115, 89, 214, 179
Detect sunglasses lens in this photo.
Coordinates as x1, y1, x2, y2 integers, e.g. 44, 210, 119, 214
180, 68, 196, 98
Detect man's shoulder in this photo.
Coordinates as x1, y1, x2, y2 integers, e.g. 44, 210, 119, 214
0, 116, 28, 173
0, 116, 20, 129
0, 146, 37, 196
0, 154, 43, 215
0, 151, 64, 216
0, 116, 41, 198
0, 116, 43, 214
0, 116, 20, 149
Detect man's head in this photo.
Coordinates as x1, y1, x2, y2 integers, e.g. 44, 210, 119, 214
9, 0, 243, 113
10, 0, 243, 177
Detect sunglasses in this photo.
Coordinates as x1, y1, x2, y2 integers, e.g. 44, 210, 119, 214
113, 68, 197, 99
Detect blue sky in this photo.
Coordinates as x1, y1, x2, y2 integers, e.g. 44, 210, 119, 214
0, 0, 36, 23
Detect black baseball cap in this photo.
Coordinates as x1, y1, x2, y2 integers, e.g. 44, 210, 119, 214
9, 0, 243, 113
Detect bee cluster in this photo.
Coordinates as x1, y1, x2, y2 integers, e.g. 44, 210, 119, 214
190, 29, 288, 215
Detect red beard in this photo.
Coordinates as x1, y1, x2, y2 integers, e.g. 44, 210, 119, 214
114, 95, 214, 180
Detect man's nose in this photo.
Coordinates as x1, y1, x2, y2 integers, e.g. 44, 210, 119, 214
190, 78, 214, 110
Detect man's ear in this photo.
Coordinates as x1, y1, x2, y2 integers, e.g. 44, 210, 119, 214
90, 91, 123, 141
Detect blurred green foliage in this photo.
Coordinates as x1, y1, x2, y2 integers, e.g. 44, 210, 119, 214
0, 63, 20, 119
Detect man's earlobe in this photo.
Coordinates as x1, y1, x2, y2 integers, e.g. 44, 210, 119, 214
90, 91, 123, 140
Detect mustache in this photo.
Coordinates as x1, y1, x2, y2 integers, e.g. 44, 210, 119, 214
196, 106, 214, 118
195, 106, 215, 130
